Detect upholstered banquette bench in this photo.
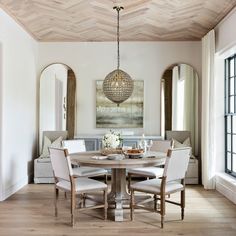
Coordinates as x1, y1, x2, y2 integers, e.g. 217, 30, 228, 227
34, 131, 68, 183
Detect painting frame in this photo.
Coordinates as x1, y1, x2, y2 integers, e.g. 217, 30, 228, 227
96, 80, 144, 128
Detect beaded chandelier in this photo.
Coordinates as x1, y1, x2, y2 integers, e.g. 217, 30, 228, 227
103, 6, 134, 106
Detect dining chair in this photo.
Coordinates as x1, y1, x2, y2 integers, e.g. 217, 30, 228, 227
49, 147, 108, 226
62, 139, 108, 183
127, 140, 172, 192
130, 147, 191, 228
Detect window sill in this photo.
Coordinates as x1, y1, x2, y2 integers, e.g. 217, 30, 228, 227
215, 172, 236, 204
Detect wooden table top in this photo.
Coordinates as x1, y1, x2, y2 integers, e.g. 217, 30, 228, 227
70, 151, 166, 169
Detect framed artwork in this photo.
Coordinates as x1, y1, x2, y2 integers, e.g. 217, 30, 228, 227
96, 80, 144, 128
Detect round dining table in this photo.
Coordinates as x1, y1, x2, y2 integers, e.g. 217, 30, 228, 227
70, 151, 166, 221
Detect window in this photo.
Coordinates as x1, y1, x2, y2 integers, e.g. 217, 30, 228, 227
225, 54, 236, 177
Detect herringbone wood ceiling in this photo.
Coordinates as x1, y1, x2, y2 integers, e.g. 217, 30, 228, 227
0, 0, 236, 41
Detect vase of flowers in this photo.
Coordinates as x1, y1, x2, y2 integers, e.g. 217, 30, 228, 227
101, 130, 123, 155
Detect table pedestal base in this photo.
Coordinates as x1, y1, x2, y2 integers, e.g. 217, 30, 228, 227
108, 168, 130, 221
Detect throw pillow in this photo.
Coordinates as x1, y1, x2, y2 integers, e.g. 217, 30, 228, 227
39, 136, 63, 158
173, 137, 191, 148
172, 137, 192, 156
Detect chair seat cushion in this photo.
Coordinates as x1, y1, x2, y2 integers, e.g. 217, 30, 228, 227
56, 177, 107, 192
128, 167, 164, 177
72, 166, 107, 177
131, 178, 184, 194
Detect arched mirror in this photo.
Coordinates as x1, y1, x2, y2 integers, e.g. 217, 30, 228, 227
39, 63, 76, 149
161, 63, 198, 155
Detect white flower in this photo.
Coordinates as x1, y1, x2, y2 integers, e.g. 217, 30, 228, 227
102, 130, 122, 148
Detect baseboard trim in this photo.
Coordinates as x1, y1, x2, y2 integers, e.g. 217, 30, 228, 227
0, 177, 28, 201
34, 177, 54, 184
215, 173, 236, 204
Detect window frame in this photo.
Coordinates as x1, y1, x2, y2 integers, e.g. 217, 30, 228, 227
225, 54, 236, 177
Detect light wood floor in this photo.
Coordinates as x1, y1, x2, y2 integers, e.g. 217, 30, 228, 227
0, 184, 236, 236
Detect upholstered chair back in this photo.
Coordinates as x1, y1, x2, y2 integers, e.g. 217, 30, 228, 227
163, 147, 191, 182
150, 140, 172, 153
62, 139, 86, 154
49, 147, 72, 181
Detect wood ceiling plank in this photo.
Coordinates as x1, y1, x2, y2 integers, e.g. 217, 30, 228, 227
0, 0, 235, 41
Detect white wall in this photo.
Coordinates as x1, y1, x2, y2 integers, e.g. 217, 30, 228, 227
214, 56, 225, 173
215, 7, 236, 53
38, 41, 201, 136
0, 9, 38, 200
0, 34, 3, 200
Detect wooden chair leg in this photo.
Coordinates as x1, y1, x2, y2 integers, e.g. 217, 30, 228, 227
160, 193, 165, 228
55, 188, 59, 217
154, 194, 157, 211
128, 174, 131, 193
181, 189, 185, 220
71, 191, 76, 227
130, 189, 134, 221
82, 193, 86, 207
78, 194, 82, 208
104, 174, 107, 184
104, 189, 108, 220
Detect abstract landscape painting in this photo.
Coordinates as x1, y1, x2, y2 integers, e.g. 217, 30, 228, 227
96, 80, 144, 128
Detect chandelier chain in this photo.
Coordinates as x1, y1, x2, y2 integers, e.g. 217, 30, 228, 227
114, 6, 123, 70
117, 7, 120, 70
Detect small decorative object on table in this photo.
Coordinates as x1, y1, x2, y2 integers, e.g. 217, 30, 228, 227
107, 154, 124, 160
138, 134, 147, 153
101, 130, 123, 155
124, 149, 144, 159
146, 139, 153, 152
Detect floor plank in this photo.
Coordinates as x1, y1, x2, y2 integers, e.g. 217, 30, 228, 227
0, 184, 236, 236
